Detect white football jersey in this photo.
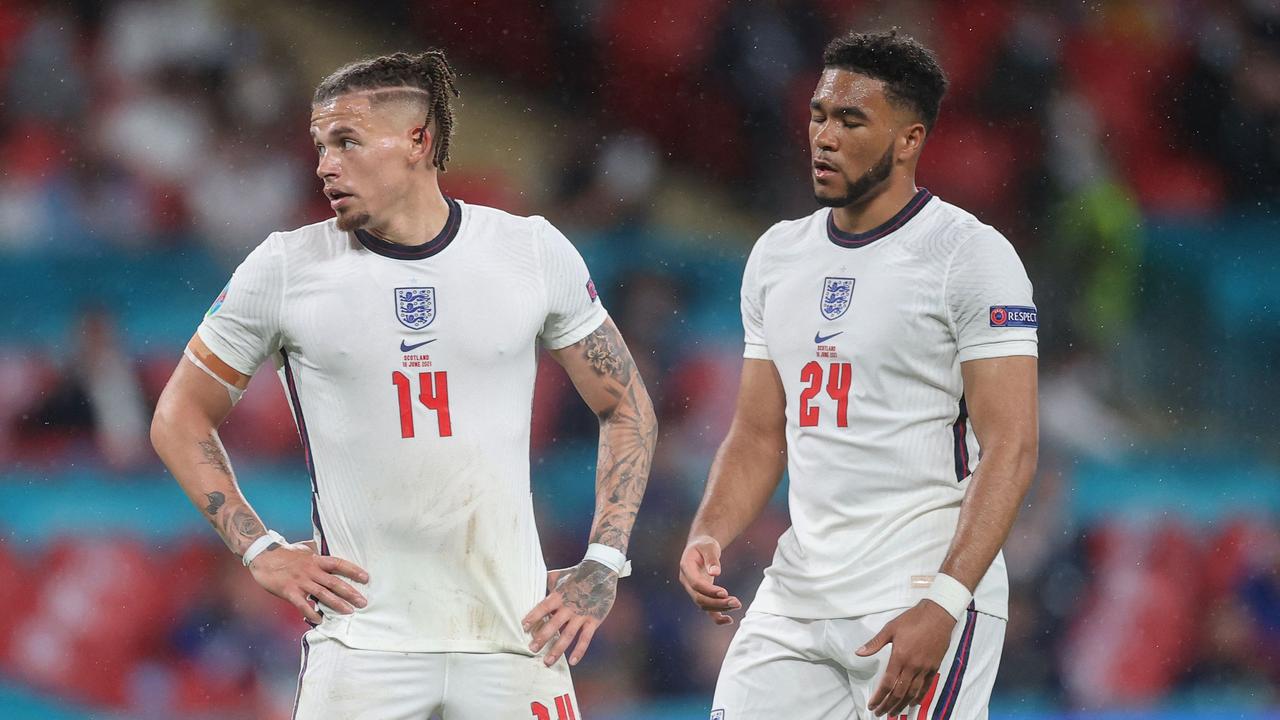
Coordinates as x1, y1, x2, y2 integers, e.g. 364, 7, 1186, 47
197, 197, 607, 653
741, 189, 1037, 621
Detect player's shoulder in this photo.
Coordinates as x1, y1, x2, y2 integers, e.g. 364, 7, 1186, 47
749, 209, 826, 260
259, 217, 349, 258
919, 196, 1010, 249
457, 199, 550, 240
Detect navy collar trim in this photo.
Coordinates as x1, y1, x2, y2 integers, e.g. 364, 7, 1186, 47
827, 188, 933, 248
355, 196, 462, 260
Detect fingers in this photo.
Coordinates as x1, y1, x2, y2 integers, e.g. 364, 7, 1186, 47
866, 657, 901, 715
529, 607, 569, 655
543, 616, 586, 667
856, 623, 893, 657
522, 593, 563, 633
884, 670, 926, 718
316, 555, 370, 583
315, 572, 368, 610
305, 581, 354, 615
289, 590, 323, 624
567, 622, 598, 666
708, 610, 735, 626
679, 545, 726, 599
678, 544, 741, 620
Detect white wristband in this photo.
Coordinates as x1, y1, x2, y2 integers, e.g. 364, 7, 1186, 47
583, 543, 632, 578
923, 573, 973, 621
242, 530, 286, 567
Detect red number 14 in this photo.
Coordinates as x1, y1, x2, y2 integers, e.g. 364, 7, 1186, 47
391, 370, 452, 438
798, 361, 852, 428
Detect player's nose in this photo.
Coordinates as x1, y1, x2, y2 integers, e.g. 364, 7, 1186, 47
316, 153, 339, 180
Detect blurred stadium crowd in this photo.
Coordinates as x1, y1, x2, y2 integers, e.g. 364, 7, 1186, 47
0, 0, 1277, 718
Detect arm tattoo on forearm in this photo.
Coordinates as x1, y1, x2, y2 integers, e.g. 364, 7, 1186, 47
194, 435, 264, 554
203, 491, 225, 516
197, 437, 233, 476
580, 324, 656, 553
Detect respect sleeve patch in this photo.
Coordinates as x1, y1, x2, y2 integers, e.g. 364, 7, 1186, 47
989, 305, 1037, 328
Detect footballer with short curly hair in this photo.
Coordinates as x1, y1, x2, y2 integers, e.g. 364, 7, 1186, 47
680, 30, 1039, 719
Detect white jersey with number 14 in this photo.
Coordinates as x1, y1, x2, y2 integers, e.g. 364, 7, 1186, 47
197, 197, 607, 653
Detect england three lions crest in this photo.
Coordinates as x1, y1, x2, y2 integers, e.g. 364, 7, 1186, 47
395, 287, 436, 330
820, 277, 856, 320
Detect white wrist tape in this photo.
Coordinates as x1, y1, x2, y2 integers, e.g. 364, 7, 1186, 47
583, 543, 632, 578
242, 530, 286, 567
923, 572, 973, 621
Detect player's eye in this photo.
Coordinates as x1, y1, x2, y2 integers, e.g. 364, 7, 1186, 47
341, 138, 358, 150
315, 144, 325, 156
810, 115, 824, 124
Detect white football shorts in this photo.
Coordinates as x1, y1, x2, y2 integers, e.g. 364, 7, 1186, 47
711, 605, 1004, 720
291, 629, 579, 719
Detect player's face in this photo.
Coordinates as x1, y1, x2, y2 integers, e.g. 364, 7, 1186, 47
809, 69, 903, 208
311, 94, 420, 231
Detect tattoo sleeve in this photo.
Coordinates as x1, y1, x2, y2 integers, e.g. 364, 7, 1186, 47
194, 432, 266, 555
579, 323, 657, 555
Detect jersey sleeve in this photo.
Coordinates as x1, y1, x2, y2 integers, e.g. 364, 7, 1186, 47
537, 219, 608, 350
946, 228, 1039, 362
196, 236, 285, 376
741, 237, 770, 360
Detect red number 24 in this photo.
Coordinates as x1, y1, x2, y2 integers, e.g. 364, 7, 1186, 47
391, 370, 452, 438
798, 361, 852, 428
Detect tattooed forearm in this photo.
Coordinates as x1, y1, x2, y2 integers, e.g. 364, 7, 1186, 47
231, 509, 266, 540
582, 324, 657, 555
197, 437, 233, 476
204, 491, 225, 516
202, 499, 267, 556
555, 561, 618, 621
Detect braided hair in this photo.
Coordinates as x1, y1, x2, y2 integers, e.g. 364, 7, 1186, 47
314, 50, 461, 171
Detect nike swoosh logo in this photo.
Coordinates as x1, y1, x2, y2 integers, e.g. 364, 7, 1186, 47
814, 331, 844, 344
400, 339, 436, 352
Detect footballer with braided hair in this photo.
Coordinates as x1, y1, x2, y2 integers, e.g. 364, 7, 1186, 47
152, 49, 655, 718
680, 30, 1039, 719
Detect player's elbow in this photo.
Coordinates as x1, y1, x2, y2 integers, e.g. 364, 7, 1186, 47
1004, 431, 1039, 489
149, 396, 178, 456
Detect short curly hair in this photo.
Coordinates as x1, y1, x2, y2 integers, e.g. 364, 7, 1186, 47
822, 30, 948, 131
314, 50, 461, 171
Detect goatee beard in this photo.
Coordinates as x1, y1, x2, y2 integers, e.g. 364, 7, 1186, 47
336, 211, 371, 232
814, 141, 895, 208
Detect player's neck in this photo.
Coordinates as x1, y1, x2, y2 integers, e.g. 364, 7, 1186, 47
830, 179, 919, 236
365, 185, 451, 247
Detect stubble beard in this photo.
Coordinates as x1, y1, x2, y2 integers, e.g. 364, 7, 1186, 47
814, 140, 895, 209
335, 209, 371, 232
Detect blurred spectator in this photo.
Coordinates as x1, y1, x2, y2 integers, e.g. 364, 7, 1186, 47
14, 308, 149, 470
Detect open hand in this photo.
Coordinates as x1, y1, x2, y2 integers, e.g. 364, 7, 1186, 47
678, 535, 740, 625
248, 540, 369, 624
856, 600, 957, 717
523, 561, 618, 667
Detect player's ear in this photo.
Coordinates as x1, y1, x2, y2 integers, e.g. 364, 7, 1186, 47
410, 126, 434, 165
900, 122, 927, 159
